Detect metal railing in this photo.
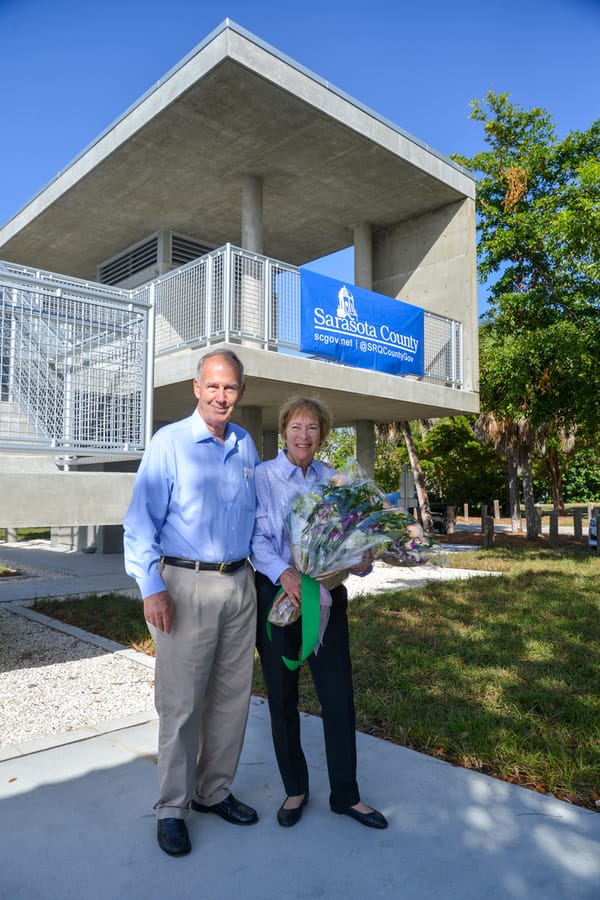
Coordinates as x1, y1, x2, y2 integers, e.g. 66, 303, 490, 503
0, 263, 152, 456
133, 244, 463, 388
1, 245, 463, 456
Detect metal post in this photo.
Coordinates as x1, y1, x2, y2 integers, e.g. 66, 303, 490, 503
144, 284, 156, 449
263, 258, 271, 349
223, 244, 231, 344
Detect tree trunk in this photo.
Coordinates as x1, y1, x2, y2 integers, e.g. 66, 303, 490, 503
521, 453, 538, 539
545, 446, 565, 514
506, 448, 522, 533
400, 420, 434, 534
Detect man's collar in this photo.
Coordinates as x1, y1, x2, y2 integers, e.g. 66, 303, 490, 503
192, 411, 236, 446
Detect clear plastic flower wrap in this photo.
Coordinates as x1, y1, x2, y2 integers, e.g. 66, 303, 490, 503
268, 459, 434, 627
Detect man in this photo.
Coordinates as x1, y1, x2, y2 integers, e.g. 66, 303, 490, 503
124, 349, 259, 857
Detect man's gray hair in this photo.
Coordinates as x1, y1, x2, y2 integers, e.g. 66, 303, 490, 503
196, 349, 245, 387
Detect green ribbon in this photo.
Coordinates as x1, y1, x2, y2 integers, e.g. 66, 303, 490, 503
267, 573, 321, 670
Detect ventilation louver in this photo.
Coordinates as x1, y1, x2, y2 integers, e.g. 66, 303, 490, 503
98, 236, 159, 286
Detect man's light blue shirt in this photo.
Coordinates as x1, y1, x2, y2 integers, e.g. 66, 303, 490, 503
124, 410, 259, 598
251, 449, 334, 585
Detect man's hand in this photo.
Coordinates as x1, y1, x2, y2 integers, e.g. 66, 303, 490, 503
279, 567, 302, 607
144, 590, 175, 634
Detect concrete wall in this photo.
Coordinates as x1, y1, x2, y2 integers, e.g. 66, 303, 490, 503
0, 472, 135, 527
372, 197, 478, 392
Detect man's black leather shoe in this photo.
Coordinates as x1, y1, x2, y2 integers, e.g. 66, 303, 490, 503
191, 793, 258, 825
277, 793, 308, 828
157, 818, 191, 856
330, 803, 388, 829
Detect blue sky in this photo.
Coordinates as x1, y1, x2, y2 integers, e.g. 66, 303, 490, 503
2, 0, 599, 314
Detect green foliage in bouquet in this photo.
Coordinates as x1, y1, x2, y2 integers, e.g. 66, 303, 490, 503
285, 459, 434, 588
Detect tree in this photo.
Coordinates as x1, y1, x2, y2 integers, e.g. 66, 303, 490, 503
561, 448, 600, 503
453, 93, 600, 528
420, 415, 506, 511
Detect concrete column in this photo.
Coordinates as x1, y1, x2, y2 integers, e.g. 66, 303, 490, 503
239, 175, 264, 342
238, 405, 263, 455
262, 429, 279, 462
355, 421, 375, 479
241, 175, 263, 253
354, 222, 373, 290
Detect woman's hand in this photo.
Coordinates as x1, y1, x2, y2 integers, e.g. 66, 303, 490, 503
350, 551, 373, 576
279, 566, 302, 607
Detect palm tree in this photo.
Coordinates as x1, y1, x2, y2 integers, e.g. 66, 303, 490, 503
474, 413, 538, 538
376, 420, 435, 534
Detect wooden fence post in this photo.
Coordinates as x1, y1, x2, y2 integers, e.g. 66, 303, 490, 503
548, 510, 559, 544
493, 499, 500, 520
446, 506, 455, 534
573, 509, 583, 541
483, 515, 495, 547
535, 505, 543, 536
480, 504, 488, 533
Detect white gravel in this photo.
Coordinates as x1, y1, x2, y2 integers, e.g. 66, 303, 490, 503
0, 605, 155, 750
0, 553, 492, 753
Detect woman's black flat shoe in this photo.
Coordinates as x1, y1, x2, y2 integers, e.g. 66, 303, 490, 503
331, 803, 388, 829
277, 793, 308, 827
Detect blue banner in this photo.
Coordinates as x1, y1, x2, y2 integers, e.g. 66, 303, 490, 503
299, 269, 424, 377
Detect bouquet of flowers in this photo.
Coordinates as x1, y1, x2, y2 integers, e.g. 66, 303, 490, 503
267, 459, 434, 646
285, 458, 433, 586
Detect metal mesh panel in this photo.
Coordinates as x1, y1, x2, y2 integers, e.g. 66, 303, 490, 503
0, 266, 149, 454
269, 264, 300, 346
154, 258, 208, 350
152, 250, 229, 355
423, 313, 462, 388
231, 250, 264, 338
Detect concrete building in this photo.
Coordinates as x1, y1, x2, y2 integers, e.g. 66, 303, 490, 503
0, 20, 478, 548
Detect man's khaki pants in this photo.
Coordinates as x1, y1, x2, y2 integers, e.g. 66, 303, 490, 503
149, 562, 257, 820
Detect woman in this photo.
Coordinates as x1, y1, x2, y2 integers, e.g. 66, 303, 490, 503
251, 396, 387, 830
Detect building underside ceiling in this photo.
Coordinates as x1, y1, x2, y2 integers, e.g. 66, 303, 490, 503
0, 26, 472, 280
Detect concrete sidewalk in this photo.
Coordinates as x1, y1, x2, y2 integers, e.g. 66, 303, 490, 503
1, 544, 599, 899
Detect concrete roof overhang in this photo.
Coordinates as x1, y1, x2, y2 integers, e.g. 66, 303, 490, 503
0, 20, 475, 279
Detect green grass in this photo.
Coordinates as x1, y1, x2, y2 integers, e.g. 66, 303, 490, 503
31, 545, 600, 811
0, 527, 51, 542
31, 593, 155, 654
